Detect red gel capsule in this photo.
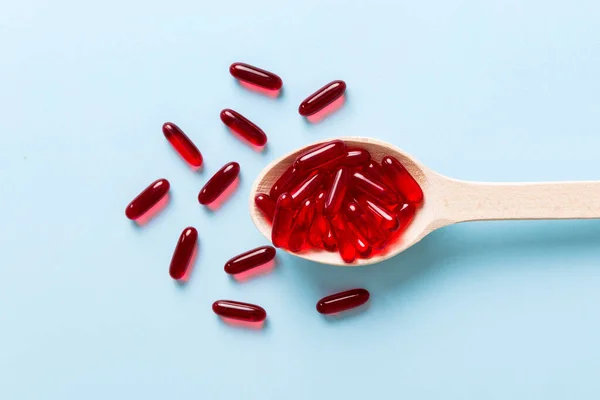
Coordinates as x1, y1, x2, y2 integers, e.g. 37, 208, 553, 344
162, 122, 203, 168
381, 156, 424, 204
224, 246, 276, 275
293, 140, 347, 171
329, 215, 356, 263
169, 227, 198, 280
324, 166, 350, 217
220, 109, 268, 147
364, 161, 397, 194
198, 162, 240, 205
299, 80, 347, 117
351, 171, 399, 205
397, 202, 416, 231
343, 148, 371, 167
316, 288, 370, 315
269, 165, 308, 199
289, 198, 316, 252
254, 193, 276, 222
343, 200, 387, 250
125, 178, 170, 220
290, 171, 325, 208
308, 190, 327, 247
358, 195, 400, 232
271, 193, 296, 248
348, 223, 372, 258
322, 219, 338, 252
229, 62, 283, 91
212, 300, 266, 323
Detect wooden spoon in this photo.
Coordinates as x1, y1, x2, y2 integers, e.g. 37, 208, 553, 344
249, 137, 600, 266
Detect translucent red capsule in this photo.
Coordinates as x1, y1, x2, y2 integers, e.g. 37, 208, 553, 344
308, 189, 327, 247
364, 160, 396, 192
220, 109, 268, 148
348, 223, 372, 258
212, 300, 267, 323
343, 148, 371, 167
322, 219, 338, 252
396, 202, 416, 231
343, 200, 387, 250
224, 246, 276, 275
162, 122, 203, 168
254, 193, 276, 222
290, 171, 325, 208
229, 62, 283, 91
299, 80, 347, 117
329, 214, 356, 263
125, 178, 170, 220
381, 156, 424, 204
271, 193, 296, 248
169, 227, 198, 280
324, 166, 350, 217
316, 288, 370, 315
293, 140, 347, 171
358, 195, 400, 232
289, 198, 316, 252
351, 171, 399, 205
198, 162, 240, 205
269, 165, 308, 199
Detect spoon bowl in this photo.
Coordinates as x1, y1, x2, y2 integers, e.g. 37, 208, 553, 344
250, 137, 600, 266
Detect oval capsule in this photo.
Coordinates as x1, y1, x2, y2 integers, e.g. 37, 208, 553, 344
288, 198, 316, 252
212, 300, 267, 323
381, 156, 424, 204
224, 246, 276, 275
324, 166, 350, 217
162, 122, 203, 168
220, 109, 268, 147
169, 227, 198, 280
299, 80, 346, 117
198, 162, 240, 205
271, 193, 296, 248
254, 193, 276, 222
293, 140, 346, 171
125, 178, 170, 220
229, 62, 283, 91
351, 171, 399, 205
316, 288, 370, 314
290, 171, 325, 208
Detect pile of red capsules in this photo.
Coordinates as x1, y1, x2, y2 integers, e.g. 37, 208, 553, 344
254, 140, 423, 263
124, 63, 421, 327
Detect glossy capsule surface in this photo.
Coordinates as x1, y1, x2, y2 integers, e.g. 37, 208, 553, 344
396, 202, 416, 231
289, 198, 316, 252
343, 148, 371, 167
198, 162, 240, 205
229, 62, 283, 91
364, 160, 396, 192
224, 246, 276, 275
290, 171, 325, 208
329, 214, 356, 263
308, 189, 327, 247
125, 178, 170, 220
324, 166, 350, 217
351, 171, 399, 205
269, 165, 308, 199
343, 200, 387, 250
381, 156, 424, 204
254, 193, 276, 222
162, 122, 203, 168
271, 193, 296, 248
220, 109, 267, 147
316, 288, 370, 315
348, 223, 372, 258
299, 80, 346, 117
293, 140, 346, 171
322, 219, 338, 252
358, 195, 400, 232
169, 227, 198, 280
212, 300, 267, 323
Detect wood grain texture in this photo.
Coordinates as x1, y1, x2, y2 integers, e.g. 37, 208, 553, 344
249, 136, 600, 267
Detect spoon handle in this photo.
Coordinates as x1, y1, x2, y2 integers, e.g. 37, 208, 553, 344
439, 179, 600, 223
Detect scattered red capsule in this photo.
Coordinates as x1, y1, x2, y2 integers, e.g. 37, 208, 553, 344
229, 62, 283, 91
169, 227, 198, 280
212, 300, 267, 323
224, 246, 276, 275
351, 171, 399, 205
343, 148, 371, 167
162, 122, 203, 168
290, 171, 325, 208
397, 202, 416, 231
271, 193, 296, 248
324, 166, 350, 217
299, 80, 346, 117
220, 109, 268, 147
125, 178, 170, 220
358, 195, 400, 232
198, 162, 240, 205
329, 214, 356, 263
381, 156, 424, 204
254, 193, 276, 222
293, 140, 347, 171
316, 288, 370, 315
308, 190, 327, 247
269, 165, 308, 199
289, 198, 316, 252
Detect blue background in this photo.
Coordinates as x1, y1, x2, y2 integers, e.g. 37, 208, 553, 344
1, 0, 600, 398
